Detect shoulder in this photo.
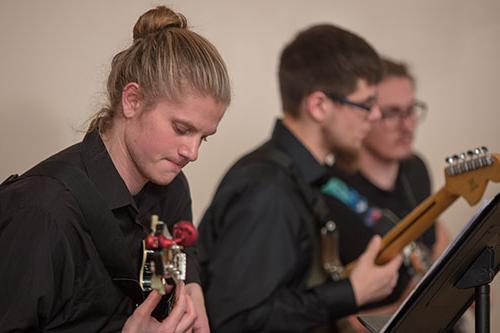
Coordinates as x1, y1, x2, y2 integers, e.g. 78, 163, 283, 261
215, 148, 297, 201
204, 147, 302, 229
400, 154, 430, 186
402, 153, 428, 170
0, 173, 86, 236
1, 139, 88, 212
1, 174, 74, 210
0, 175, 85, 265
400, 153, 432, 198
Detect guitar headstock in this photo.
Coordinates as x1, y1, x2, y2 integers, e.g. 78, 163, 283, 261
444, 147, 500, 205
140, 215, 198, 295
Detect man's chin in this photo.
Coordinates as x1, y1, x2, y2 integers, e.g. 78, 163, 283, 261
151, 171, 180, 186
333, 147, 360, 173
393, 145, 414, 161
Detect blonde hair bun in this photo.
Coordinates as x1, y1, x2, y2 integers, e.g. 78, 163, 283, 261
88, 5, 230, 134
133, 6, 188, 41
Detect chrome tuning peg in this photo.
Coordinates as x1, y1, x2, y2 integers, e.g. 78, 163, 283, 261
473, 146, 492, 168
445, 155, 456, 164
445, 154, 461, 176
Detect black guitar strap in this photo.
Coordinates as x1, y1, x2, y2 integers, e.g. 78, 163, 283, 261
261, 146, 345, 280
259, 146, 332, 226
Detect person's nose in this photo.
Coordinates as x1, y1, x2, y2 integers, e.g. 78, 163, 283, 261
368, 104, 382, 122
179, 137, 200, 162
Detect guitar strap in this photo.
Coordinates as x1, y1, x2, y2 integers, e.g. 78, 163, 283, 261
263, 148, 332, 225
321, 175, 397, 234
261, 146, 345, 282
321, 169, 433, 274
321, 170, 418, 236
1, 160, 144, 304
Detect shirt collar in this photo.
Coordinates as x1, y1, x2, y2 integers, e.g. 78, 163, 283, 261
270, 119, 329, 186
80, 130, 138, 212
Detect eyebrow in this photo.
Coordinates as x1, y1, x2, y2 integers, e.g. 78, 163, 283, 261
360, 95, 377, 104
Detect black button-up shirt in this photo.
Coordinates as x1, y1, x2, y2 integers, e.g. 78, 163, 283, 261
0, 131, 198, 332
198, 120, 357, 332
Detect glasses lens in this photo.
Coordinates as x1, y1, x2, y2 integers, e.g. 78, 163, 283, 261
414, 101, 427, 121
381, 100, 427, 123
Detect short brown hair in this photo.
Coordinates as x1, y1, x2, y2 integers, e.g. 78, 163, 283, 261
380, 57, 415, 85
279, 24, 382, 117
88, 6, 231, 133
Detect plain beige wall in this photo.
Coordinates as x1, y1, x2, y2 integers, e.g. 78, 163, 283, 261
1, 0, 499, 330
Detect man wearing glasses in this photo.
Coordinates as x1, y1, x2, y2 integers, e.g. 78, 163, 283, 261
198, 25, 403, 332
322, 58, 452, 331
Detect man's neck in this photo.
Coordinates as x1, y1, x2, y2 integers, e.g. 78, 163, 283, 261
359, 149, 400, 191
282, 115, 328, 165
101, 126, 146, 195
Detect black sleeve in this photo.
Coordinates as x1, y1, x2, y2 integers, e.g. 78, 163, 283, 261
0, 198, 75, 331
199, 178, 357, 332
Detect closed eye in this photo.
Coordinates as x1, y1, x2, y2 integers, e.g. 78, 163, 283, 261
173, 122, 192, 136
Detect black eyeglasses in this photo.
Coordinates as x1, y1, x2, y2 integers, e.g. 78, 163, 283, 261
380, 100, 428, 125
322, 92, 375, 112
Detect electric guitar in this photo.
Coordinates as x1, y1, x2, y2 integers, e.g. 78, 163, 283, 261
324, 147, 499, 333
339, 147, 500, 276
140, 215, 198, 295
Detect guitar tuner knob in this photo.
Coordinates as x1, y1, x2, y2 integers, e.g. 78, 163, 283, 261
445, 156, 455, 164
481, 146, 488, 153
158, 235, 176, 249
173, 221, 198, 247
145, 234, 160, 250
458, 153, 466, 160
474, 147, 482, 155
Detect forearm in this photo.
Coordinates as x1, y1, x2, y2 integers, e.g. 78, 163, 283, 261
211, 279, 357, 332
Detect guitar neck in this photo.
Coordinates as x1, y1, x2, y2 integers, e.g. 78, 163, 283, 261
375, 187, 458, 265
341, 150, 499, 277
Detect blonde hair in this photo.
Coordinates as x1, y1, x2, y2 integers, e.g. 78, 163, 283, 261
88, 6, 231, 133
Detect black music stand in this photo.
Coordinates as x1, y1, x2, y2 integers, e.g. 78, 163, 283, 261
358, 192, 500, 333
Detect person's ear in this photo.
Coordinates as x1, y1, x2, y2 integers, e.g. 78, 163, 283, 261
121, 82, 142, 119
304, 91, 330, 122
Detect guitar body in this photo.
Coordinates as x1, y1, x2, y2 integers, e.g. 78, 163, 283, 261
140, 248, 154, 293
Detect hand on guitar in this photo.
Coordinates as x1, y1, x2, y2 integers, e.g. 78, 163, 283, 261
186, 283, 210, 333
350, 235, 403, 306
123, 281, 197, 333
